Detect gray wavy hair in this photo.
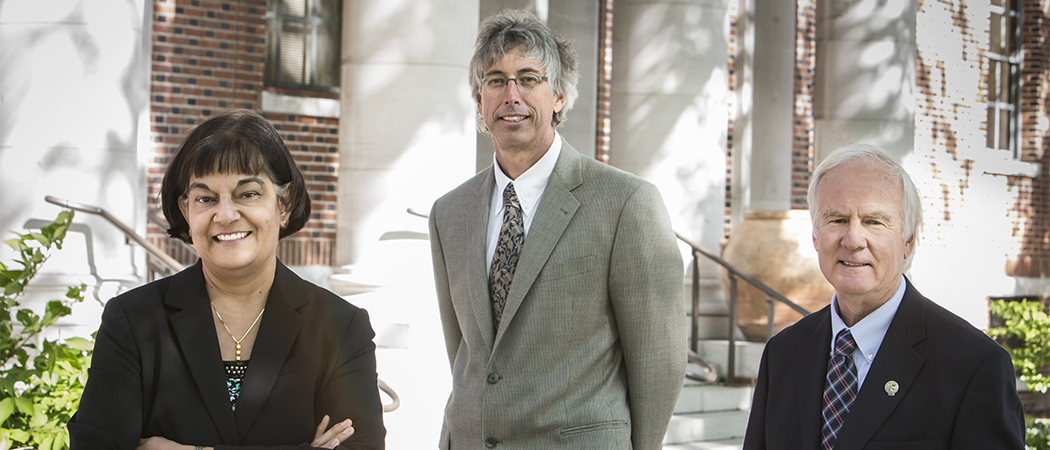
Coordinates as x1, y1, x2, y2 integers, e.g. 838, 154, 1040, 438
469, 9, 579, 132
807, 143, 924, 271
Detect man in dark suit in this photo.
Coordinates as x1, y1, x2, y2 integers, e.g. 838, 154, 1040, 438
429, 10, 686, 450
743, 143, 1025, 449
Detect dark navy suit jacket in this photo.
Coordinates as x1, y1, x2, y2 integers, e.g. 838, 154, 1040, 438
744, 278, 1024, 450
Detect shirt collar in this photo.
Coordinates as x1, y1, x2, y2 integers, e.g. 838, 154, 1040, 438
830, 275, 907, 360
492, 132, 562, 218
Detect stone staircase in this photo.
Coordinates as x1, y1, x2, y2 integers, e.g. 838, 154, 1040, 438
663, 282, 767, 450
662, 339, 766, 449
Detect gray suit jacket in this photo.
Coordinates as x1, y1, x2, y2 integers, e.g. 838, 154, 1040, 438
429, 140, 686, 450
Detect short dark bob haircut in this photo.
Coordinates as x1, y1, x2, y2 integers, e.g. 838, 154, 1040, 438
161, 110, 311, 244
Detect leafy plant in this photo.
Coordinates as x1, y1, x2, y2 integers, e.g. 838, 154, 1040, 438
1027, 416, 1050, 450
989, 299, 1050, 450
990, 299, 1050, 394
0, 210, 92, 450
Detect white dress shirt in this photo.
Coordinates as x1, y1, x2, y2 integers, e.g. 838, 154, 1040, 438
486, 133, 563, 274
829, 275, 907, 389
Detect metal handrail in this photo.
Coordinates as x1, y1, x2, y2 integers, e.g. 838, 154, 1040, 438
45, 196, 185, 278
675, 232, 809, 384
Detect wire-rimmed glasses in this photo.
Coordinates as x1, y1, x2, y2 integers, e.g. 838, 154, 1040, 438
482, 74, 549, 94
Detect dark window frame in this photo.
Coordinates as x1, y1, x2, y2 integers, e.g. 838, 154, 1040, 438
265, 0, 342, 94
986, 0, 1023, 158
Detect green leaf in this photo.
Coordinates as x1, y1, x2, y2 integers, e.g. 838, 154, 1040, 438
12, 397, 30, 415
7, 428, 28, 441
0, 398, 13, 425
28, 405, 46, 428
39, 434, 54, 450
2, 283, 21, 296
63, 337, 93, 352
65, 285, 86, 302
29, 233, 49, 248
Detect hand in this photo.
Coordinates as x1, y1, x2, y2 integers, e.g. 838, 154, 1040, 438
312, 414, 354, 449
136, 436, 185, 450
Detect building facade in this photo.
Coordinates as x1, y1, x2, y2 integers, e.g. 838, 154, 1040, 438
0, 0, 1047, 330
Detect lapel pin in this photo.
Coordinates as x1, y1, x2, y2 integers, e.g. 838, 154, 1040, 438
885, 380, 899, 397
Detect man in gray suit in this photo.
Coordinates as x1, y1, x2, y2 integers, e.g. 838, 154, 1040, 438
429, 10, 687, 450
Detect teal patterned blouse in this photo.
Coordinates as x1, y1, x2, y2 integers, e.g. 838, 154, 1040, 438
224, 360, 249, 410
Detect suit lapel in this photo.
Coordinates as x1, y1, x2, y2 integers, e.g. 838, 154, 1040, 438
234, 261, 306, 439
166, 262, 239, 444
466, 168, 498, 352
493, 142, 581, 349
835, 280, 926, 449
796, 307, 832, 450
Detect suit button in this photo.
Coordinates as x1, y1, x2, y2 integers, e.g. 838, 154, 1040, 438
486, 373, 501, 384
485, 437, 500, 448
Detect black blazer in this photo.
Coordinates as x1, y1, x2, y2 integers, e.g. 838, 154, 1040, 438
69, 261, 385, 450
743, 277, 1024, 450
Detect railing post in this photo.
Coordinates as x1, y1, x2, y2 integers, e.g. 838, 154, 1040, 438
727, 273, 738, 385
766, 294, 775, 341
691, 248, 700, 353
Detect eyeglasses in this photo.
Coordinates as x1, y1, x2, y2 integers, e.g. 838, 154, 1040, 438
482, 74, 549, 94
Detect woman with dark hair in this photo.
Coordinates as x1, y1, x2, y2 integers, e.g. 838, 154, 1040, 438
69, 110, 385, 450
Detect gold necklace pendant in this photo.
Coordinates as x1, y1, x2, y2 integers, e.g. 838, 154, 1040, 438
212, 304, 265, 361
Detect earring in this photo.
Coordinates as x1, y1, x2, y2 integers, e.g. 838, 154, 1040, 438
281, 220, 288, 228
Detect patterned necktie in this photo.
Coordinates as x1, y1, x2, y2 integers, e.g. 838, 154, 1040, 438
822, 328, 859, 450
489, 183, 524, 330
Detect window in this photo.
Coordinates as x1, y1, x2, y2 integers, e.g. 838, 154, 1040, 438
986, 0, 1022, 157
265, 0, 342, 93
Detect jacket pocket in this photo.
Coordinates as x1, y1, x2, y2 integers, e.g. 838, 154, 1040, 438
559, 420, 629, 436
539, 255, 596, 282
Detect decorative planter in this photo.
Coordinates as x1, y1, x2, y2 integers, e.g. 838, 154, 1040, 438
719, 210, 834, 341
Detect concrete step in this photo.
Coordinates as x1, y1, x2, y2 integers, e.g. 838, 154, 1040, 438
663, 410, 750, 445
682, 314, 736, 341
695, 340, 766, 380
663, 438, 744, 450
674, 384, 753, 415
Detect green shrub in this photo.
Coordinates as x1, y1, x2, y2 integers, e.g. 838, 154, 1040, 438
990, 299, 1050, 394
989, 299, 1050, 450
0, 210, 92, 450
1028, 417, 1050, 450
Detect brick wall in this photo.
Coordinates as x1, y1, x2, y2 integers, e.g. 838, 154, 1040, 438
766, 0, 1050, 278
909, 0, 1050, 278
596, 0, 613, 164
1007, 0, 1050, 277
792, 0, 817, 209
148, 0, 338, 267
913, 0, 997, 251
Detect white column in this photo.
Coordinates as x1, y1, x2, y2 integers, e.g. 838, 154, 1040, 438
610, 0, 731, 322
336, 3, 478, 448
337, 0, 479, 266
610, 0, 729, 246
813, 0, 916, 161
747, 0, 796, 212
0, 0, 152, 282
